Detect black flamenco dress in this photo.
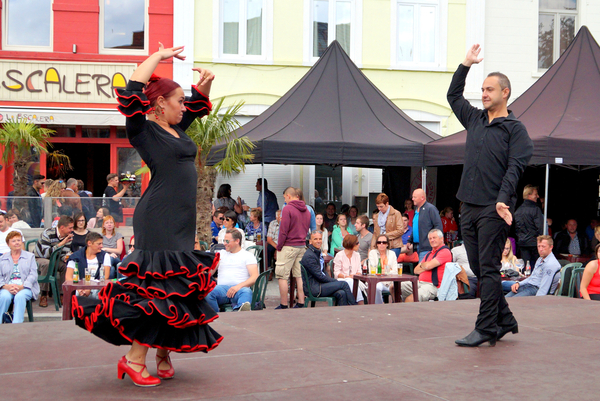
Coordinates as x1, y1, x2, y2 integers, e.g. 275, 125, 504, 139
72, 81, 223, 352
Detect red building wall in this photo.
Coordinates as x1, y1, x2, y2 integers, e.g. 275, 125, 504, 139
0, 0, 174, 195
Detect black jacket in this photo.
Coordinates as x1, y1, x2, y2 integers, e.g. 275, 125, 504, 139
554, 230, 589, 255
26, 186, 43, 228
448, 64, 533, 209
514, 200, 544, 247
408, 202, 443, 254
301, 244, 336, 297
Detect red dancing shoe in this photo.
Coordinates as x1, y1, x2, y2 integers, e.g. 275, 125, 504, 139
117, 356, 161, 387
156, 353, 175, 379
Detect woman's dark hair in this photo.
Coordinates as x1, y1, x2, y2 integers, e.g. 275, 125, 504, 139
315, 213, 324, 231
224, 210, 237, 225
595, 242, 600, 256
73, 212, 87, 229
342, 234, 358, 250
217, 184, 232, 199
340, 204, 350, 215
376, 234, 391, 249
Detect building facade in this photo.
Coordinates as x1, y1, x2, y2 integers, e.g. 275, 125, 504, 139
0, 0, 175, 196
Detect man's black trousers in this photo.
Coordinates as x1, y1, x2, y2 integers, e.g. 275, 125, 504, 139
461, 203, 517, 336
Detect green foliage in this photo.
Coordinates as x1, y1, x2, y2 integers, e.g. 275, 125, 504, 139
0, 118, 55, 162
186, 97, 255, 176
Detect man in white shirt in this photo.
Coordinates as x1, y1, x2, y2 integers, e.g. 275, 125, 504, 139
0, 211, 23, 254
207, 230, 259, 312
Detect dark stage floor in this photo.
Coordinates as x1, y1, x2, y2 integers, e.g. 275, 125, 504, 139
2, 296, 599, 400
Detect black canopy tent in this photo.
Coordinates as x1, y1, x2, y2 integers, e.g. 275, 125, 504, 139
208, 40, 440, 168
423, 26, 600, 232
208, 40, 440, 273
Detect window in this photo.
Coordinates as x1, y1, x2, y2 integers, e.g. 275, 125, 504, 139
2, 0, 52, 51
391, 1, 446, 70
308, 0, 356, 60
100, 0, 148, 54
219, 0, 270, 60
538, 0, 577, 70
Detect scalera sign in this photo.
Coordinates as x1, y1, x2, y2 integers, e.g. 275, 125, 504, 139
0, 60, 136, 103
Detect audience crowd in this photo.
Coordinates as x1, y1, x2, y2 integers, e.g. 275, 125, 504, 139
2, 173, 600, 324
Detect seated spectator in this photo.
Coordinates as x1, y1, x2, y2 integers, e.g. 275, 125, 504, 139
211, 210, 224, 244
66, 232, 111, 298
504, 235, 561, 297
315, 213, 329, 255
333, 235, 364, 304
404, 199, 415, 226
451, 243, 477, 298
368, 234, 399, 304
244, 208, 263, 239
301, 231, 357, 306
101, 215, 124, 278
554, 219, 589, 255
329, 213, 356, 256
401, 213, 412, 245
127, 235, 135, 255
323, 202, 337, 233
71, 213, 89, 253
34, 215, 73, 307
348, 205, 359, 227
87, 207, 110, 229
0, 231, 39, 324
7, 209, 31, 229
501, 239, 520, 272
354, 216, 373, 262
400, 229, 451, 302
591, 226, 600, 254
266, 210, 282, 273
0, 211, 24, 255
440, 207, 458, 241
206, 230, 258, 312
580, 244, 600, 300
218, 211, 245, 248
585, 219, 599, 241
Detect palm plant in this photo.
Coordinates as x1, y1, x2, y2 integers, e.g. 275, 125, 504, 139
186, 98, 255, 243
0, 119, 72, 197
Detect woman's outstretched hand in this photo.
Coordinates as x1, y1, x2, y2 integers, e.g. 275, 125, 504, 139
156, 42, 186, 61
193, 68, 215, 87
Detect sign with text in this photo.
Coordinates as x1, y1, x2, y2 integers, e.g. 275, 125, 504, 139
0, 60, 136, 104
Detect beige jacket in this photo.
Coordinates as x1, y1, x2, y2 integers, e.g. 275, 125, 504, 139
371, 205, 405, 250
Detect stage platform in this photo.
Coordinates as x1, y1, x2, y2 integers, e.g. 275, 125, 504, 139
2, 296, 599, 400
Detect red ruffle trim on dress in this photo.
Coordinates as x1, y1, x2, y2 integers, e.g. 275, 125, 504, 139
185, 85, 213, 114
114, 88, 152, 117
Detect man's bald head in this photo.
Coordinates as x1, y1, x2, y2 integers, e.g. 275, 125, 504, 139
412, 188, 426, 208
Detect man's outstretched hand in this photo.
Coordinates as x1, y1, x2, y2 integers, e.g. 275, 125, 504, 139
496, 202, 512, 226
463, 44, 483, 67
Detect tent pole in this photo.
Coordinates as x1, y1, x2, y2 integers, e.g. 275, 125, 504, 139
261, 164, 267, 275
543, 164, 549, 235
421, 167, 427, 198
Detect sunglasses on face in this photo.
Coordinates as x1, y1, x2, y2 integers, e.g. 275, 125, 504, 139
224, 239, 231, 244
218, 217, 224, 221
376, 241, 388, 245
225, 218, 233, 221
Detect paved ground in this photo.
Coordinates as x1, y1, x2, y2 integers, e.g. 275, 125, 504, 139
3, 295, 599, 400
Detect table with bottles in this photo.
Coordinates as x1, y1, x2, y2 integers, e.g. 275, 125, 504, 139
61, 280, 109, 320
352, 273, 419, 304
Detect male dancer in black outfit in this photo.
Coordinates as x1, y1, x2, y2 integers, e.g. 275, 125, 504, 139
449, 44, 533, 347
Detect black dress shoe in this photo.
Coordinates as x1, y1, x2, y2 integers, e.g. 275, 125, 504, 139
497, 324, 518, 341
455, 330, 496, 347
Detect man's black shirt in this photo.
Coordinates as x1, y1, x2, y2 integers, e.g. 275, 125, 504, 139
447, 64, 533, 208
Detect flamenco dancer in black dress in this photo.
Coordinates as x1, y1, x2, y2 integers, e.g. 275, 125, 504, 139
72, 44, 222, 387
